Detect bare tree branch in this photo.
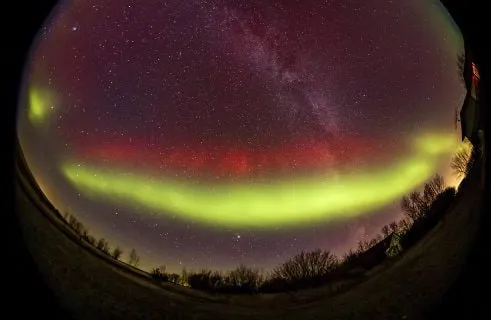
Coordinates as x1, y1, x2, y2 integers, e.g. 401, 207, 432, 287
129, 249, 140, 267
273, 250, 338, 283
451, 142, 475, 178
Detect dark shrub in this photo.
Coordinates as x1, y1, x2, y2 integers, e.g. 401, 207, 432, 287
150, 268, 169, 282
258, 277, 289, 293
187, 271, 216, 291
272, 250, 339, 290
168, 273, 180, 284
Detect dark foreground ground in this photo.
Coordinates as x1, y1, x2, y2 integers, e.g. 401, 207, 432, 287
13, 155, 485, 319
7, 2, 490, 318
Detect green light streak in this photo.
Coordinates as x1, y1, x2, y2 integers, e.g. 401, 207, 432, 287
28, 86, 53, 125
414, 133, 458, 155
61, 133, 459, 229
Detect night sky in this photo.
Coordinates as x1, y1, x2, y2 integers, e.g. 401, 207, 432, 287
18, 0, 465, 272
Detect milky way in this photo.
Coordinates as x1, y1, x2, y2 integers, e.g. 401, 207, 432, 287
17, 0, 465, 272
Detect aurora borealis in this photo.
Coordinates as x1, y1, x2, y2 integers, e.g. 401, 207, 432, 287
62, 132, 457, 229
17, 0, 465, 272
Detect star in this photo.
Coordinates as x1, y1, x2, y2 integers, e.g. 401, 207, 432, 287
19, 0, 465, 273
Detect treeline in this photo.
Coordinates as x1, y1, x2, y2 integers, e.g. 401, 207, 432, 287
62, 213, 140, 267
60, 143, 478, 295
149, 172, 462, 294
60, 172, 465, 295
451, 140, 479, 190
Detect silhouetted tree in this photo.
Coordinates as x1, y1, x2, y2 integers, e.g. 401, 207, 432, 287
75, 222, 85, 236
151, 266, 168, 281
112, 247, 123, 260
356, 241, 363, 253
187, 269, 222, 291
273, 249, 338, 285
397, 218, 412, 234
226, 265, 263, 293
451, 148, 470, 178
401, 174, 445, 222
389, 221, 398, 233
357, 239, 371, 252
187, 273, 202, 289
68, 214, 77, 227
342, 249, 359, 264
400, 184, 457, 250
81, 228, 90, 240
423, 174, 445, 203
168, 273, 180, 284
180, 268, 189, 286
128, 249, 140, 267
401, 191, 423, 221
66, 214, 87, 237
209, 271, 223, 289
96, 238, 105, 249
69, 217, 79, 231
86, 235, 96, 246
381, 225, 391, 238
368, 238, 378, 248
451, 142, 477, 179
96, 238, 110, 254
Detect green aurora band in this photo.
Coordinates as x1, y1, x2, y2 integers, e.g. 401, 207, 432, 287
61, 133, 459, 229
28, 86, 54, 125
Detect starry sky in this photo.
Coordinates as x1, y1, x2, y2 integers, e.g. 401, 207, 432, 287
17, 0, 465, 272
